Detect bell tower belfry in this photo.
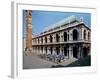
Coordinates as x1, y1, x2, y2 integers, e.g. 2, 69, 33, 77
25, 10, 33, 51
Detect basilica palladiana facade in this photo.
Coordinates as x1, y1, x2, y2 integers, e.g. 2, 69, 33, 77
32, 15, 91, 59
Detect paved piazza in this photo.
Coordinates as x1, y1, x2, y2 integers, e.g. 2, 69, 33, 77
23, 51, 77, 69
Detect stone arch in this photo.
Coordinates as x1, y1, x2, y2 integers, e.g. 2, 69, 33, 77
50, 35, 53, 43
45, 36, 47, 43
73, 29, 78, 40
56, 34, 59, 42
64, 32, 67, 41
84, 30, 86, 40
56, 46, 60, 55
64, 46, 69, 56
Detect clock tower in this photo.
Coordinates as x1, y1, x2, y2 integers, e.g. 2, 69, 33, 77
25, 10, 33, 51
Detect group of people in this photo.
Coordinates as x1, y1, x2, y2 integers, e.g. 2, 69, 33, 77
39, 51, 65, 63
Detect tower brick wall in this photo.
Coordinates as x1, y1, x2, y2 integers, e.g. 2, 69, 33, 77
26, 10, 33, 51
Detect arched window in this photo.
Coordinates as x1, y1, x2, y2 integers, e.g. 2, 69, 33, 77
64, 46, 68, 56
45, 37, 47, 43
50, 35, 53, 43
56, 34, 59, 42
64, 32, 67, 41
84, 30, 86, 40
73, 29, 78, 40
56, 47, 60, 55
88, 32, 90, 40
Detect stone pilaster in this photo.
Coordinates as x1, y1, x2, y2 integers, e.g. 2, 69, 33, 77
69, 46, 73, 59
78, 46, 81, 58
53, 34, 56, 43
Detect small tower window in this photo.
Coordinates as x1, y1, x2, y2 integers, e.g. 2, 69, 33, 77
29, 13, 32, 16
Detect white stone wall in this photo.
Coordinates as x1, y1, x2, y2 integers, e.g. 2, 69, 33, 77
32, 24, 91, 59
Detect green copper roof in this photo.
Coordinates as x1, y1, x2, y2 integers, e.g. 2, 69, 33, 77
55, 15, 77, 26
44, 15, 79, 31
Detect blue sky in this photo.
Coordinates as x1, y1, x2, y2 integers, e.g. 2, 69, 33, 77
23, 10, 91, 36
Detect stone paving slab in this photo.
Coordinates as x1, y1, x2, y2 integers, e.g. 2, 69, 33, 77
23, 52, 77, 69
